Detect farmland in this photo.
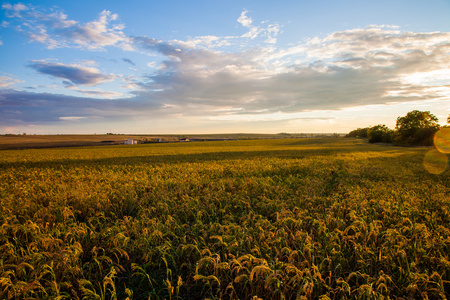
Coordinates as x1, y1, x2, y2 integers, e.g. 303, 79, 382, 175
0, 133, 306, 150
0, 138, 449, 299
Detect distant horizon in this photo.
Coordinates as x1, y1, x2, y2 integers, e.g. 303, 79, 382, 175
0, 132, 349, 136
1, 0, 449, 134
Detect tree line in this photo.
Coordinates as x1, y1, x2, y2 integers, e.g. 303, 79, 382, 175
346, 110, 449, 146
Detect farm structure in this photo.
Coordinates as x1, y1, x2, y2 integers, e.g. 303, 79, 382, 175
124, 138, 138, 145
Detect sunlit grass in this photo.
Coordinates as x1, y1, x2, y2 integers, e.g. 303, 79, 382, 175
1, 138, 449, 299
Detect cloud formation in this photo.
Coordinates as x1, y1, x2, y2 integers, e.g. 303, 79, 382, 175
2, 3, 130, 49
1, 5, 449, 129
0, 89, 160, 125
129, 25, 449, 119
28, 61, 117, 87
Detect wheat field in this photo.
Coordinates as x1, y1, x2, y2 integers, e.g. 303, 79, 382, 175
1, 138, 449, 299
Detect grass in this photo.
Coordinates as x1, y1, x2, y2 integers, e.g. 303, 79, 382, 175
0, 138, 449, 299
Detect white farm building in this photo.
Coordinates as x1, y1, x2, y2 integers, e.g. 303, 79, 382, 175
124, 138, 138, 145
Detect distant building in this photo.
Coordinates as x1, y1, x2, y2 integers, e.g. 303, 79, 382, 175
124, 138, 138, 145
179, 137, 190, 142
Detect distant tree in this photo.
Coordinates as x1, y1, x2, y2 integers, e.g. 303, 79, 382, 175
367, 124, 393, 143
394, 110, 440, 146
346, 127, 369, 138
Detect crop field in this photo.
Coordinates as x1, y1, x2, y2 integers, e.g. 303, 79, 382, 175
1, 138, 449, 299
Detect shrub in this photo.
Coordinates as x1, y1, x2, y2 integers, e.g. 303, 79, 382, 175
367, 124, 393, 143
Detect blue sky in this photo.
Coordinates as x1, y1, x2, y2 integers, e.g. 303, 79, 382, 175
1, 0, 449, 134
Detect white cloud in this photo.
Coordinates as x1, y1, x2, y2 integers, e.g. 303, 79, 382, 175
2, 4, 131, 50
237, 9, 252, 27
306, 27, 450, 66
236, 9, 281, 43
176, 35, 232, 49
66, 10, 130, 50
400, 69, 450, 86
265, 24, 281, 44
2, 3, 28, 17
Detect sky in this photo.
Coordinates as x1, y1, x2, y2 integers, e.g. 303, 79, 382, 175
0, 0, 449, 134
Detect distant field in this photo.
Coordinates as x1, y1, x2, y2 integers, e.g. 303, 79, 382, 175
0, 138, 449, 299
0, 133, 338, 150
0, 133, 290, 150
0, 134, 175, 150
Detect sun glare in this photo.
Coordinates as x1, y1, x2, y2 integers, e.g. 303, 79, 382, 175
423, 148, 448, 175
434, 127, 450, 154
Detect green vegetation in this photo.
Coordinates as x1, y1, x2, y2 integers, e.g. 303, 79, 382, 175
347, 110, 442, 146
394, 110, 441, 146
1, 138, 449, 299
367, 125, 393, 144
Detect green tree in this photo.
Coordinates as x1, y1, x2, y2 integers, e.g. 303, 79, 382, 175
346, 127, 369, 138
394, 110, 440, 145
367, 124, 393, 143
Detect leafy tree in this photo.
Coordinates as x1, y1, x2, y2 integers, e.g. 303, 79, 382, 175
346, 127, 369, 138
394, 110, 440, 145
367, 124, 393, 143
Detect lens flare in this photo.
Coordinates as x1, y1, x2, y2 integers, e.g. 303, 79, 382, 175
423, 149, 448, 174
434, 127, 450, 154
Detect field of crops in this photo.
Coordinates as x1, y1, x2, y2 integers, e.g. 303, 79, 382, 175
1, 138, 449, 299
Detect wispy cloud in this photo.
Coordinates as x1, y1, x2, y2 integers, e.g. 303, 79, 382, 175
2, 3, 131, 50
0, 75, 22, 88
237, 9, 281, 43
2, 3, 28, 18
59, 116, 86, 121
67, 87, 127, 99
176, 35, 232, 49
28, 60, 117, 86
